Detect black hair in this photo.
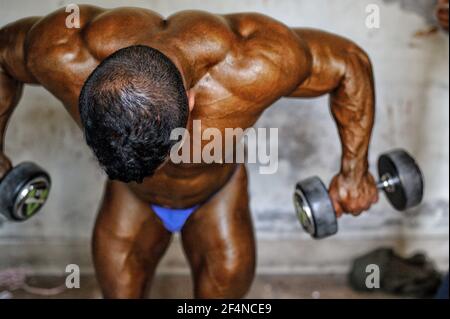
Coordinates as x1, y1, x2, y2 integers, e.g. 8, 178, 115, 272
79, 45, 189, 183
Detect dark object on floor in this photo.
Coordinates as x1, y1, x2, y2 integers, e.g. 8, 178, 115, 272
348, 247, 442, 298
435, 272, 449, 299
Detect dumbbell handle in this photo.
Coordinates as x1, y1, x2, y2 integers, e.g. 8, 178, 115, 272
376, 173, 399, 193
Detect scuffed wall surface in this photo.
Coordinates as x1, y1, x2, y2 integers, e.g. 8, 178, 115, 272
0, 0, 448, 273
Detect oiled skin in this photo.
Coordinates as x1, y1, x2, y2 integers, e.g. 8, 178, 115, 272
436, 0, 449, 31
0, 6, 378, 298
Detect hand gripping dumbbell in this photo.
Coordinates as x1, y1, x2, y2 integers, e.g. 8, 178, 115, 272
293, 149, 424, 239
0, 162, 51, 222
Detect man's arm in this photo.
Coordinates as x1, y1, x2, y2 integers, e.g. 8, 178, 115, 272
0, 17, 40, 178
0, 66, 23, 176
290, 28, 378, 216
436, 0, 449, 32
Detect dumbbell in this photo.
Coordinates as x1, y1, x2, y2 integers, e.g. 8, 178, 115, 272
293, 149, 424, 239
0, 162, 51, 222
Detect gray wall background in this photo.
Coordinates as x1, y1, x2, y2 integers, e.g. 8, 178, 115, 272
0, 0, 448, 275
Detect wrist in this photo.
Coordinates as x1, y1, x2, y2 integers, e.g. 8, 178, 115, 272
340, 155, 369, 181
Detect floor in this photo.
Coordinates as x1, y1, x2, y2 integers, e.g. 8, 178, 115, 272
2, 274, 399, 299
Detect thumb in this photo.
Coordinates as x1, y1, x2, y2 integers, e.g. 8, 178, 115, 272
329, 187, 343, 217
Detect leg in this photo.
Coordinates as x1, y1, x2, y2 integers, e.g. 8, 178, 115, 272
181, 164, 256, 298
93, 180, 172, 298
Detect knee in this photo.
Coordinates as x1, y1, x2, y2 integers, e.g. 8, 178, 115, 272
196, 256, 256, 298
218, 261, 255, 296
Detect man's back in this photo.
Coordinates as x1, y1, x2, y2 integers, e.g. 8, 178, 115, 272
4, 6, 307, 121
1, 5, 313, 205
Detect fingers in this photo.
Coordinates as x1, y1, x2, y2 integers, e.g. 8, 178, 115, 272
347, 193, 377, 216
346, 202, 365, 216
348, 205, 367, 216
328, 182, 343, 217
372, 189, 379, 204
339, 194, 377, 216
328, 173, 379, 217
333, 198, 343, 218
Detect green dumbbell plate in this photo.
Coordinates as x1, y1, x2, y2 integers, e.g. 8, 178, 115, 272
0, 162, 51, 221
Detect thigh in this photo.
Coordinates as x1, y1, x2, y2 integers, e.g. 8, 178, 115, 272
181, 164, 256, 298
93, 180, 172, 298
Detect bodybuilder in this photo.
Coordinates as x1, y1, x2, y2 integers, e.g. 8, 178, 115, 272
0, 6, 379, 298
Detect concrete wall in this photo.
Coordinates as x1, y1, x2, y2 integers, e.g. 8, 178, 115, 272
0, 0, 448, 275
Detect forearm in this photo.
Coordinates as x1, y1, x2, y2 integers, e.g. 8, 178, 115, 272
0, 67, 23, 153
331, 48, 375, 181
0, 18, 37, 153
290, 29, 378, 214
0, 17, 38, 176
290, 29, 375, 180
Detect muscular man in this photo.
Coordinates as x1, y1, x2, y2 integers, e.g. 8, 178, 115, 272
0, 6, 378, 298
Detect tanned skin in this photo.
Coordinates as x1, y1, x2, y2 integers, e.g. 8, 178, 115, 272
0, 6, 378, 298
436, 0, 449, 31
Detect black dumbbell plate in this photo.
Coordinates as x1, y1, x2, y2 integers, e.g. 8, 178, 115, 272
0, 162, 51, 221
377, 149, 424, 211
294, 176, 338, 239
